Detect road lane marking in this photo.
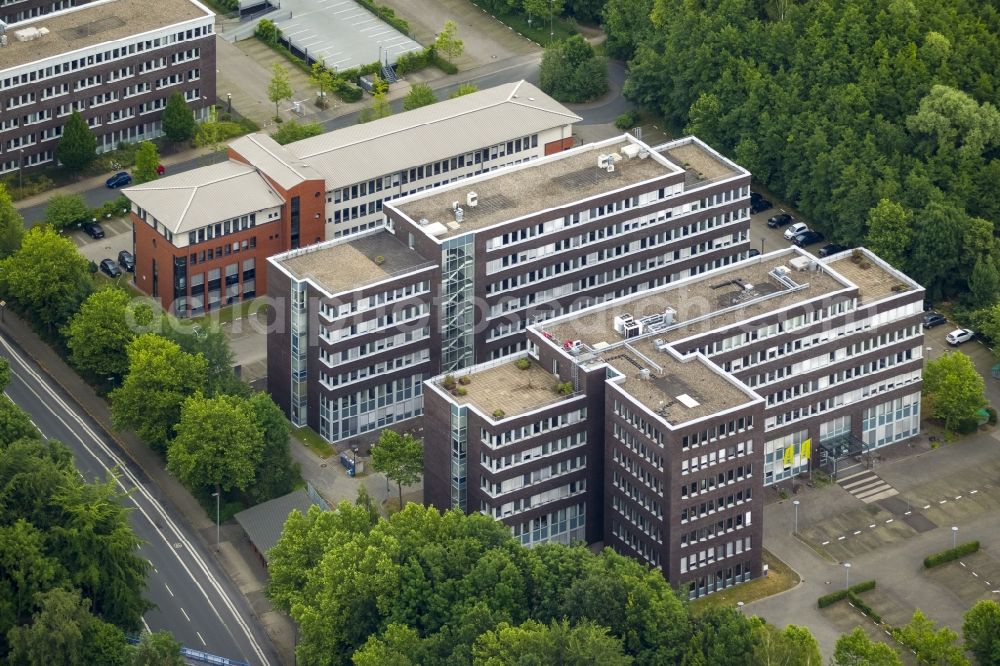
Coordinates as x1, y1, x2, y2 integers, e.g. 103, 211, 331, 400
869, 524, 876, 528
165, 584, 174, 597
822, 540, 830, 545
885, 519, 893, 524
0, 338, 270, 665
838, 536, 846, 540
142, 618, 152, 634
181, 607, 191, 621
924, 505, 931, 509
854, 530, 862, 535
197, 632, 207, 646
939, 500, 947, 504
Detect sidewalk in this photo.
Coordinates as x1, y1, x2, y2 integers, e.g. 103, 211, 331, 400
0, 310, 295, 665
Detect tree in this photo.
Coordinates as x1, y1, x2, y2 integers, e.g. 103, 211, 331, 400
923, 352, 987, 432
268, 63, 294, 120
8, 588, 95, 666
245, 392, 298, 503
167, 393, 263, 494
43, 193, 91, 231
539, 35, 608, 103
272, 120, 325, 146
681, 607, 756, 666
0, 356, 9, 392
601, 0, 654, 60
370, 429, 423, 508
968, 257, 1000, 307
310, 62, 336, 108
57, 111, 97, 172
0, 225, 92, 334
471, 619, 631, 665
64, 288, 153, 383
0, 184, 24, 259
865, 199, 912, 269
131, 630, 184, 665
403, 84, 437, 111
162, 92, 196, 144
358, 91, 393, 124
0, 398, 38, 445
972, 304, 1000, 345
895, 609, 970, 666
110, 334, 207, 453
133, 142, 161, 184
752, 622, 823, 666
833, 628, 903, 666
963, 600, 1000, 666
160, 321, 244, 397
450, 83, 478, 98
434, 20, 464, 61
194, 105, 224, 157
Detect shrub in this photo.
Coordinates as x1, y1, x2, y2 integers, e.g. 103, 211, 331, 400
956, 416, 979, 435
988, 406, 997, 425
355, 0, 409, 34
395, 50, 430, 76
459, 376, 471, 385
373, 255, 385, 265
428, 49, 458, 75
924, 541, 980, 568
336, 80, 363, 102
847, 592, 882, 623
817, 581, 876, 608
492, 409, 505, 419
615, 111, 639, 130
515, 358, 531, 370
850, 580, 876, 594
442, 374, 457, 390
555, 382, 574, 395
255, 19, 281, 45
455, 386, 467, 396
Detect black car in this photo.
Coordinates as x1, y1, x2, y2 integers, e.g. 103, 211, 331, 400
767, 213, 793, 228
99, 258, 121, 278
793, 230, 825, 247
818, 243, 848, 257
748, 248, 761, 258
82, 221, 104, 239
923, 312, 947, 329
118, 250, 135, 272
750, 198, 773, 214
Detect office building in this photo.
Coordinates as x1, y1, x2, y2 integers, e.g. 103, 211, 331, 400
266, 134, 754, 443
422, 245, 924, 597
124, 80, 581, 315
0, 0, 216, 174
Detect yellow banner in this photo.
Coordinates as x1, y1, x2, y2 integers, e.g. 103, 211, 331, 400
783, 445, 794, 468
801, 438, 811, 461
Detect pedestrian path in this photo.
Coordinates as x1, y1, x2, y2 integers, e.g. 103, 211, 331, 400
839, 470, 898, 503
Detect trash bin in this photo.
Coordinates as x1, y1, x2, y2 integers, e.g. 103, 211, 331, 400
339, 452, 356, 477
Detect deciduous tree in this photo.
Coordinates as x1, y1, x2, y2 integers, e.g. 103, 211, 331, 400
64, 288, 153, 383
162, 92, 196, 144
245, 392, 297, 503
434, 20, 464, 61
895, 609, 970, 666
539, 35, 608, 103
268, 63, 294, 119
471, 619, 631, 665
168, 393, 262, 494
57, 111, 97, 172
133, 142, 161, 184
110, 334, 207, 453
131, 630, 184, 665
968, 257, 1000, 307
962, 600, 1000, 666
0, 356, 9, 391
403, 84, 437, 111
0, 225, 92, 335
310, 62, 336, 108
752, 622, 823, 666
43, 194, 91, 231
272, 120, 324, 146
0, 399, 37, 445
923, 352, 987, 432
833, 627, 903, 666
450, 83, 478, 98
0, 184, 24, 259
370, 429, 423, 508
865, 199, 912, 270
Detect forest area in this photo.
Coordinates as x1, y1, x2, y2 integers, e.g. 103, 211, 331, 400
603, 0, 1000, 316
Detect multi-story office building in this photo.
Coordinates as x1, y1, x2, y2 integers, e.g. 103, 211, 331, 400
422, 245, 924, 597
124, 80, 580, 315
266, 134, 754, 443
0, 0, 216, 174
1, 0, 95, 25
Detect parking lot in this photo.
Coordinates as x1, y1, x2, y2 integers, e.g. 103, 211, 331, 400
70, 215, 134, 271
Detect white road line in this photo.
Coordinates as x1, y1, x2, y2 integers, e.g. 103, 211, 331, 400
961, 562, 967, 568
973, 572, 980, 578
838, 536, 846, 540
165, 583, 174, 597
939, 499, 948, 504
197, 632, 207, 646
904, 511, 912, 515
971, 490, 978, 494
955, 495, 962, 500
181, 607, 191, 621
0, 336, 270, 666
869, 524, 876, 528
885, 519, 893, 524
854, 530, 862, 535
142, 617, 152, 634
924, 504, 931, 509
822, 540, 830, 545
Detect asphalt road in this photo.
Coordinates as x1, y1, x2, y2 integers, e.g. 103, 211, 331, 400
17, 58, 629, 225
0, 333, 278, 666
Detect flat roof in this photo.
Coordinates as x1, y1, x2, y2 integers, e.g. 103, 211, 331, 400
546, 248, 851, 349
123, 161, 285, 234
607, 348, 758, 424
273, 229, 432, 295
655, 138, 744, 190
438, 356, 574, 420
0, 0, 212, 71
824, 251, 919, 304
393, 136, 679, 239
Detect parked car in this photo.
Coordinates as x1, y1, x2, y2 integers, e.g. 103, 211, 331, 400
818, 243, 848, 257
105, 171, 132, 188
783, 222, 809, 240
82, 221, 105, 239
750, 198, 773, 214
99, 258, 121, 278
767, 213, 794, 228
793, 230, 825, 247
748, 248, 761, 258
946, 328, 975, 346
922, 312, 947, 329
118, 250, 135, 272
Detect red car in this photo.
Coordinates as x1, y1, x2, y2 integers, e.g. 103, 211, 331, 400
156, 164, 165, 176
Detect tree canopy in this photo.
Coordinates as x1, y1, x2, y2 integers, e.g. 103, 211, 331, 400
962, 600, 1000, 666
539, 35, 609, 103
0, 184, 24, 260
922, 351, 987, 431
403, 84, 438, 111
370, 429, 423, 508
162, 92, 196, 144
43, 194, 91, 232
64, 288, 153, 384
57, 111, 97, 172
272, 120, 324, 146
612, 0, 1000, 302
268, 63, 294, 119
133, 142, 161, 185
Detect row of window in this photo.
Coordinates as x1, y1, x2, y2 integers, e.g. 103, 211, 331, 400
480, 408, 587, 449
680, 536, 752, 573
611, 469, 662, 520
612, 494, 662, 543
320, 348, 430, 390
319, 280, 431, 319
481, 455, 586, 497
680, 515, 751, 548
610, 518, 661, 568
487, 479, 587, 520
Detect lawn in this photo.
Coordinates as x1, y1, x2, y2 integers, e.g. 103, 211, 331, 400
292, 425, 335, 458
189, 297, 272, 327
689, 549, 800, 615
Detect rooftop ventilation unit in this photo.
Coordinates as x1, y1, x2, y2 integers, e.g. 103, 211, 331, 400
612, 313, 634, 335
742, 282, 754, 292
454, 206, 464, 223
622, 320, 644, 338
418, 218, 429, 226
466, 191, 478, 208
621, 144, 641, 160
424, 222, 449, 237
663, 307, 676, 326
773, 265, 790, 276
598, 154, 610, 169
638, 368, 651, 380
789, 256, 811, 272
15, 26, 47, 41
446, 221, 461, 231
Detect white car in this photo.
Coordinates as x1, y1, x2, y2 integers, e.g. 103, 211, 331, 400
783, 222, 809, 240
946, 329, 974, 346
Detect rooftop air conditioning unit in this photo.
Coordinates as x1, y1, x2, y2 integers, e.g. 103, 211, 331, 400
639, 368, 651, 380
663, 307, 676, 326
418, 218, 429, 226
451, 201, 460, 211
454, 206, 464, 223
598, 154, 610, 169
743, 283, 754, 292
789, 256, 811, 272
623, 321, 644, 338
773, 265, 790, 276
612, 313, 634, 335
621, 144, 641, 160
466, 191, 478, 207
606, 163, 615, 173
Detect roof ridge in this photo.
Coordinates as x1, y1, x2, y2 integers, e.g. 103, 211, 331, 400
126, 162, 255, 192
172, 187, 200, 234
245, 134, 309, 181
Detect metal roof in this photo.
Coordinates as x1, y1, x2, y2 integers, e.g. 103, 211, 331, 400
123, 161, 285, 234
240, 80, 581, 191
233, 489, 316, 563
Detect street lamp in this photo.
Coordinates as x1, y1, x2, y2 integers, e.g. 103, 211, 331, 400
227, 92, 232, 114
0, 300, 6, 323
759, 238, 765, 257
792, 500, 800, 534
844, 562, 851, 589
211, 491, 220, 548
952, 526, 959, 550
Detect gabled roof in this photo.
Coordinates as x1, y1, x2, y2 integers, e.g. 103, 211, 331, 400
123, 161, 285, 234
234, 81, 581, 191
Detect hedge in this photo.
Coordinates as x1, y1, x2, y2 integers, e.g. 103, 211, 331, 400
817, 580, 877, 608
847, 591, 882, 623
336, 80, 363, 102
923, 541, 980, 568
355, 0, 409, 34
